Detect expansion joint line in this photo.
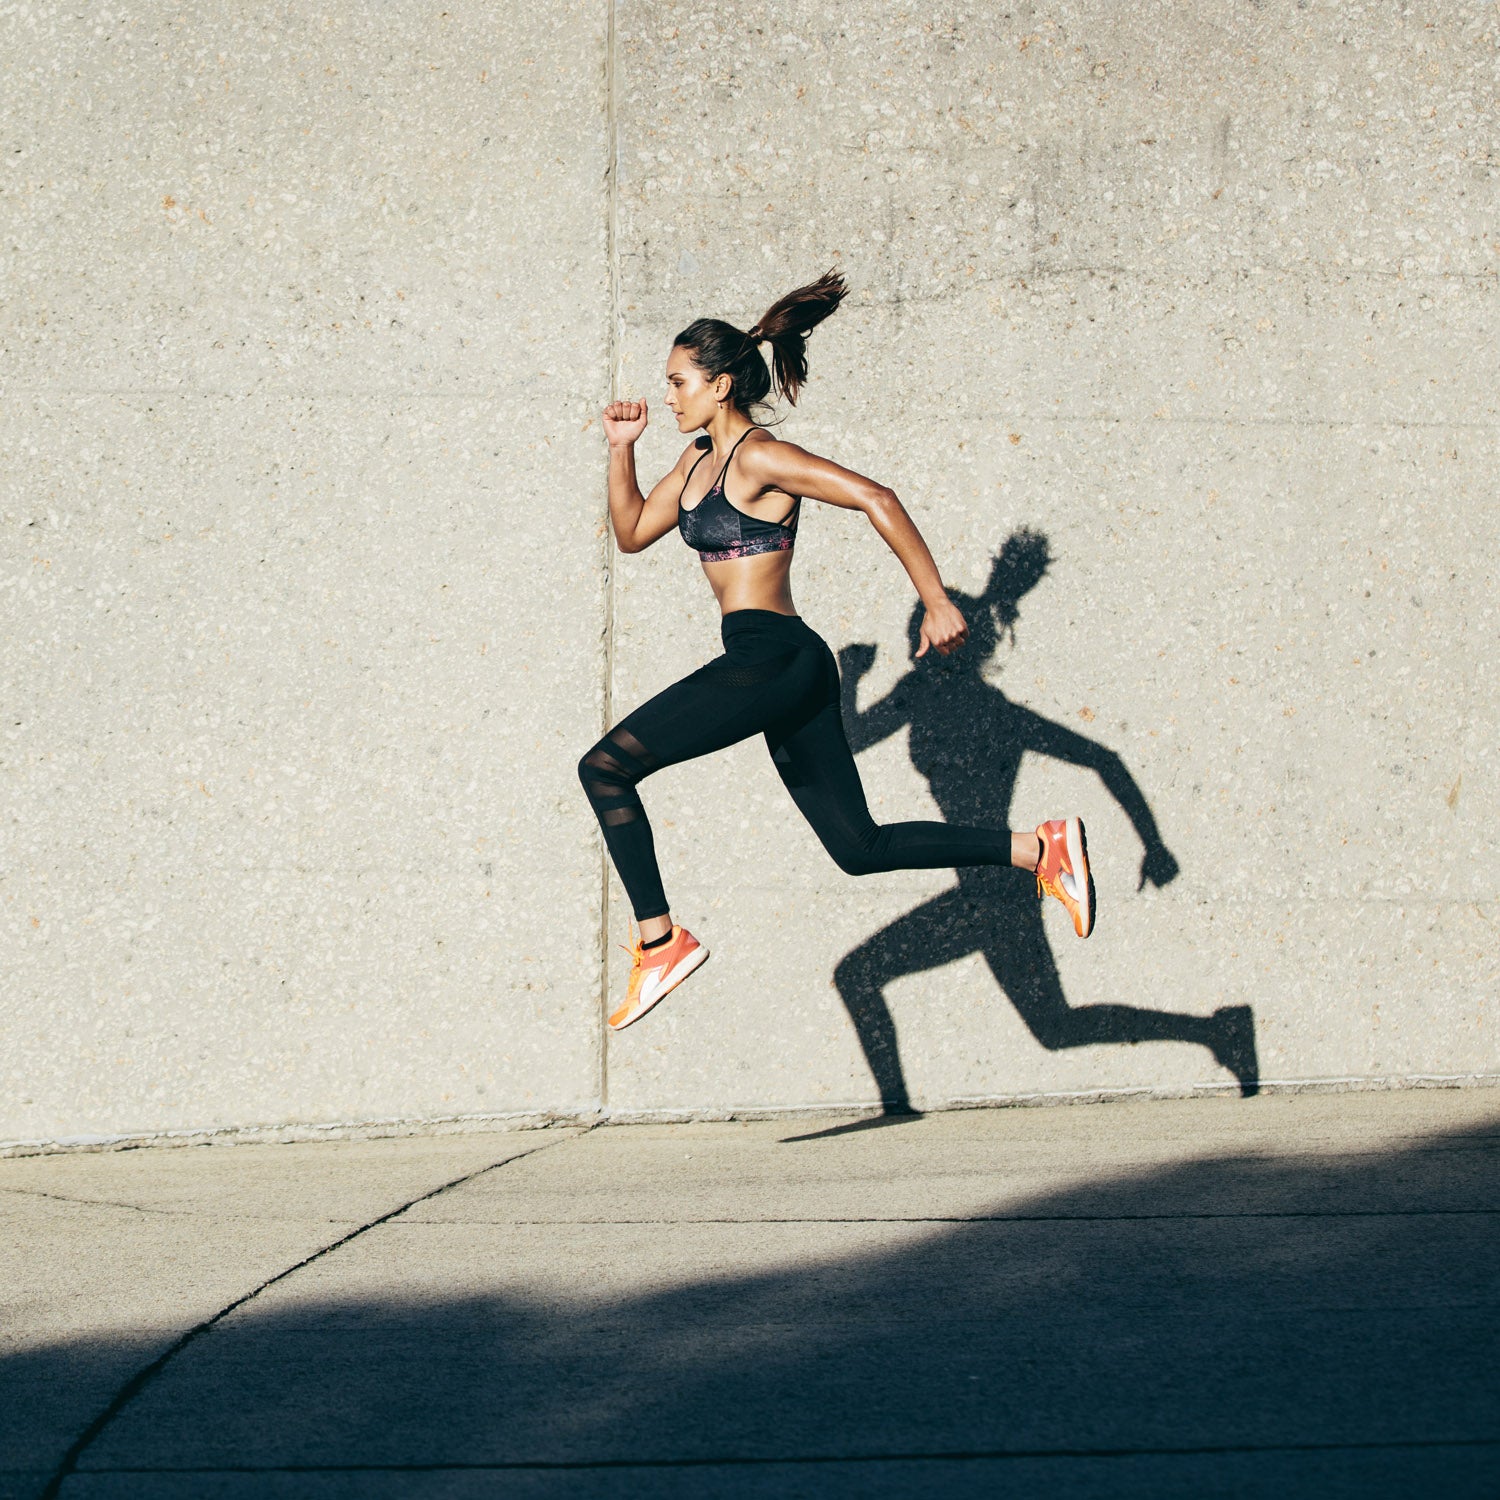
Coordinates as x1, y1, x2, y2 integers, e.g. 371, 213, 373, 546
40, 1131, 580, 1500
597, 0, 621, 1111
65, 1437, 1500, 1477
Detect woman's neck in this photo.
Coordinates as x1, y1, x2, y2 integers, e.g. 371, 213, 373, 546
704, 409, 755, 454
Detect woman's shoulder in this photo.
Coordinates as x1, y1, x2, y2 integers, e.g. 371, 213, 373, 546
737, 427, 812, 477
737, 426, 792, 465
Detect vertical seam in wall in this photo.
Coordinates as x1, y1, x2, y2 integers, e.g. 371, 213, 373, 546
598, 0, 620, 1114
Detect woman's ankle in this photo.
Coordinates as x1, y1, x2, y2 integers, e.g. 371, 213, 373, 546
639, 916, 674, 947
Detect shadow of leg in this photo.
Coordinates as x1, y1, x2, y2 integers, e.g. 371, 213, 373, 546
779, 1112, 925, 1144
983, 884, 1261, 1097
833, 889, 980, 1114
1210, 1004, 1260, 1098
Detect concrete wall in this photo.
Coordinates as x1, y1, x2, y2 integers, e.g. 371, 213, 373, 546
4, 2, 1495, 1147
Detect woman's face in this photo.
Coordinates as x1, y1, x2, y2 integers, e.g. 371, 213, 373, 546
664, 346, 728, 432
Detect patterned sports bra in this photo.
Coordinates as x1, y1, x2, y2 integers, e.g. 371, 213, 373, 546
678, 429, 800, 563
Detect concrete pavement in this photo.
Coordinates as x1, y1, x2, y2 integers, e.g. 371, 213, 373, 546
3, 1090, 1497, 1497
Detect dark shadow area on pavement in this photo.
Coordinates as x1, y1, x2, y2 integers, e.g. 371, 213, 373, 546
7, 1113, 1497, 1498
833, 529, 1257, 1113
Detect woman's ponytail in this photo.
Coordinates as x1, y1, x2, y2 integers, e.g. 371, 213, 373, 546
749, 268, 848, 406
674, 268, 848, 418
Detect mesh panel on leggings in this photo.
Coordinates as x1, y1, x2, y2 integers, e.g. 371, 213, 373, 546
580, 730, 660, 828
716, 654, 796, 691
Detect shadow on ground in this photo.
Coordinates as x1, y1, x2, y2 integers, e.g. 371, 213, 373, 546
10, 1116, 1498, 1498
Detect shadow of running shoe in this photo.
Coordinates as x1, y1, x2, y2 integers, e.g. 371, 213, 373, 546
1211, 1004, 1260, 1098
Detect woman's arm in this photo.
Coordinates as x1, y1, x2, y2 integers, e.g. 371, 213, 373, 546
602, 399, 691, 554
740, 439, 969, 657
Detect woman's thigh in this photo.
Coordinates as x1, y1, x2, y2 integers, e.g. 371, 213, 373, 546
764, 648, 879, 840
767, 696, 879, 849
613, 645, 826, 773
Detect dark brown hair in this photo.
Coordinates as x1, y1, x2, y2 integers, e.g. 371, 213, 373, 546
674, 269, 848, 418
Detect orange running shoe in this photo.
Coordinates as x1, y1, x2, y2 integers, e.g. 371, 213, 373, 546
1035, 817, 1095, 938
609, 924, 710, 1031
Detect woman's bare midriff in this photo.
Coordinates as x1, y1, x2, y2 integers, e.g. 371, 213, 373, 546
701, 548, 798, 617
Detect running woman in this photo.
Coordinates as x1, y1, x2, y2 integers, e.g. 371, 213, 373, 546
582, 270, 1092, 1031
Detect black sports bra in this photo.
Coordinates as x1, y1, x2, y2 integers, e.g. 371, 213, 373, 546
678, 429, 800, 563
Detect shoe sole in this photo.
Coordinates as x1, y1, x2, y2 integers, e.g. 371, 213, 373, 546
1067, 817, 1095, 938
609, 944, 710, 1031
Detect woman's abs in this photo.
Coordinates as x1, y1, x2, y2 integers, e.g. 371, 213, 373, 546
700, 548, 797, 617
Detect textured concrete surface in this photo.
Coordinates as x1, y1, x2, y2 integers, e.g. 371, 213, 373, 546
604, 1, 1499, 1114
2, 3, 1497, 1143
2, 5, 611, 1142
1, 1092, 1496, 1497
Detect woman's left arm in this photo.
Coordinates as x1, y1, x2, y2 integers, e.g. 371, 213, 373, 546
740, 440, 969, 658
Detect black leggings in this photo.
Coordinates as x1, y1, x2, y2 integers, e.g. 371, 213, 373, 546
578, 609, 1013, 921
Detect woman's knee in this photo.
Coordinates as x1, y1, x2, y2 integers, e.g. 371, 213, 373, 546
822, 834, 884, 878
578, 738, 642, 805
577, 739, 610, 784
791, 799, 884, 876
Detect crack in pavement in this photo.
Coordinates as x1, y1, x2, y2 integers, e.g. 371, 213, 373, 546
39, 1126, 585, 1500
0, 1185, 187, 1218
0, 1184, 372, 1226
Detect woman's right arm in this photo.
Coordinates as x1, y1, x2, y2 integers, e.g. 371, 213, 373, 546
603, 399, 688, 554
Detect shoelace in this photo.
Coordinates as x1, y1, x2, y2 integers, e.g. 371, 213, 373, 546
618, 925, 671, 966
617, 920, 642, 966
1035, 830, 1074, 902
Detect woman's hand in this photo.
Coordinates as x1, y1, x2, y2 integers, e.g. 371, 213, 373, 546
915, 598, 969, 658
603, 399, 649, 448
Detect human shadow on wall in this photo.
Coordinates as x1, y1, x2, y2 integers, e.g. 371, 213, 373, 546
826, 529, 1258, 1116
